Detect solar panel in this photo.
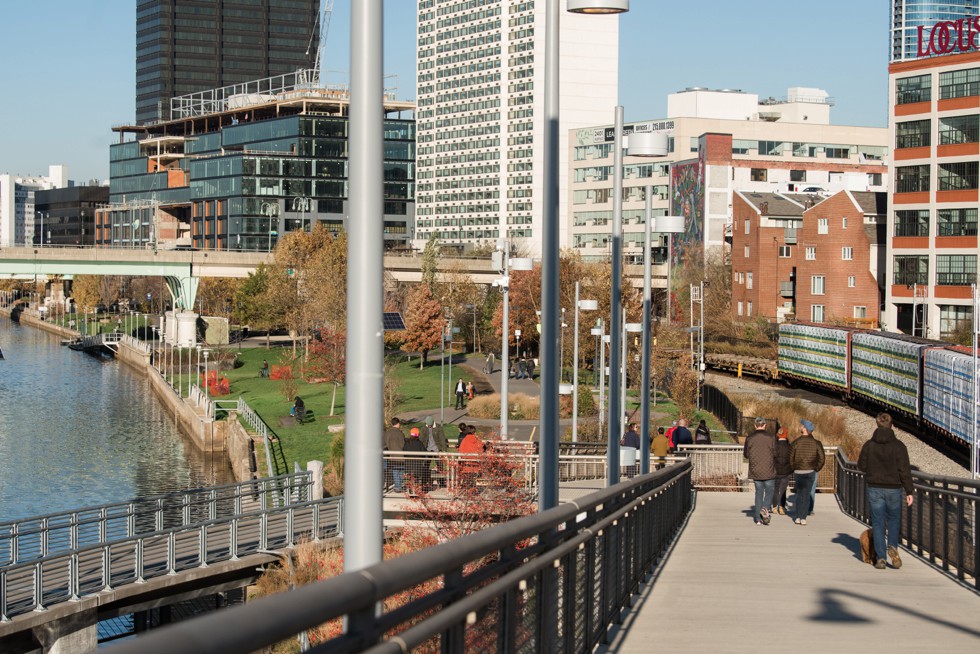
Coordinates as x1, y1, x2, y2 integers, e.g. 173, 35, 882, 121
383, 312, 406, 331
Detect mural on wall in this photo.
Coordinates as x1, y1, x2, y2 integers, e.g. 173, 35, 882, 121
669, 153, 704, 258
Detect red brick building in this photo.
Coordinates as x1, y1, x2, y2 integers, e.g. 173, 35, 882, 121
796, 191, 887, 326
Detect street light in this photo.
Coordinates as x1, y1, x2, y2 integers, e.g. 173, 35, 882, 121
572, 283, 597, 442
493, 240, 532, 440
261, 201, 280, 252
292, 196, 312, 233
203, 349, 210, 399
624, 321, 642, 424
464, 303, 479, 353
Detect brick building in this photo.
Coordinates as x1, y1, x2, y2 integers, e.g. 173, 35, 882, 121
796, 191, 887, 326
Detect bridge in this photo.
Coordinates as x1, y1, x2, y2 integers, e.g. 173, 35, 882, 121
3, 447, 976, 653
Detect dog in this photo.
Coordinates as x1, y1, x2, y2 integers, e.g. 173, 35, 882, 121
859, 528, 877, 565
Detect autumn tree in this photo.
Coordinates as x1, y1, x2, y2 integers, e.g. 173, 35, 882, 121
307, 326, 346, 416
196, 277, 242, 318
235, 264, 284, 348
420, 233, 439, 293
70, 275, 102, 314
402, 284, 444, 368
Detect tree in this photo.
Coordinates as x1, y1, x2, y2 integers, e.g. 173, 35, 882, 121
307, 326, 346, 416
235, 264, 284, 348
196, 277, 241, 318
420, 234, 439, 293
490, 264, 541, 355
70, 275, 101, 314
402, 284, 444, 368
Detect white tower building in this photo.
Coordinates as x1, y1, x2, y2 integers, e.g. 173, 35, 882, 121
0, 165, 68, 247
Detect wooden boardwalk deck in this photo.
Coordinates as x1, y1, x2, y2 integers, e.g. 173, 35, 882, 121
600, 492, 980, 653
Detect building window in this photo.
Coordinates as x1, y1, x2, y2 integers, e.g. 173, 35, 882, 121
894, 209, 929, 237
896, 74, 931, 104
806, 246, 816, 260
938, 208, 978, 236
747, 301, 753, 316
811, 275, 825, 295
744, 245, 749, 258
758, 141, 784, 156
744, 218, 750, 234
896, 165, 931, 193
936, 254, 977, 286
842, 247, 853, 260
747, 272, 753, 290
938, 161, 979, 191
893, 255, 929, 286
737, 301, 744, 316
811, 304, 825, 322
854, 306, 867, 319
848, 276, 856, 287
842, 217, 848, 229
778, 245, 791, 257
896, 119, 931, 149
939, 67, 980, 100
940, 305, 973, 339
790, 169, 805, 182
939, 114, 980, 145
750, 168, 767, 182
818, 218, 829, 234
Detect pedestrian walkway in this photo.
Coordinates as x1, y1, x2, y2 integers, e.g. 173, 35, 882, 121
600, 492, 980, 653
469, 353, 541, 397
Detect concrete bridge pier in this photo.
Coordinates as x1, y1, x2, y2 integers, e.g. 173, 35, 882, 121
27, 609, 97, 654
164, 310, 199, 347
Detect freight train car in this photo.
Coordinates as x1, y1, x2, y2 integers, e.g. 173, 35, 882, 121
922, 347, 978, 449
850, 332, 930, 419
777, 323, 852, 393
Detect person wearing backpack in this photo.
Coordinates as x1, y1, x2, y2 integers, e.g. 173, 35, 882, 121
694, 419, 712, 444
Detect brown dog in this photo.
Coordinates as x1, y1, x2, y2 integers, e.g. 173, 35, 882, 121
859, 528, 877, 564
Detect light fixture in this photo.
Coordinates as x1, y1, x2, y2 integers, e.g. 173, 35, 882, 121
626, 132, 669, 158
567, 0, 629, 14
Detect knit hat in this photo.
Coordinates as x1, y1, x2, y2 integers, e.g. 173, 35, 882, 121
801, 419, 815, 433
776, 427, 788, 439
410, 427, 420, 437
754, 416, 767, 427
424, 415, 434, 427
876, 412, 892, 429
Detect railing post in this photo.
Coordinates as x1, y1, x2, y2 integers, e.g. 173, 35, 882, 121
69, 552, 79, 600
40, 517, 49, 558
167, 532, 177, 575
135, 538, 145, 583
199, 526, 208, 568
34, 564, 46, 612
102, 545, 113, 592
1, 569, 9, 622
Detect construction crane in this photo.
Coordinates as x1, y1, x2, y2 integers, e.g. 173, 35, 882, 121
306, 0, 334, 87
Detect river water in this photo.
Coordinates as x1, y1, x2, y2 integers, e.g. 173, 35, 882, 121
0, 316, 232, 522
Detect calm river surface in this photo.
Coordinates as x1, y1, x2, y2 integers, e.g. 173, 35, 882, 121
0, 316, 232, 521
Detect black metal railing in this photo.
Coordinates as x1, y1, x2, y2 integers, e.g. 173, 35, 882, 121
836, 450, 978, 590
110, 462, 694, 654
701, 384, 743, 440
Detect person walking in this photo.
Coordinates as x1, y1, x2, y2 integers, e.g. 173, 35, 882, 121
621, 422, 640, 449
467, 380, 475, 401
424, 415, 447, 453
652, 427, 670, 469
673, 418, 693, 448
383, 417, 407, 492
402, 427, 431, 491
790, 419, 825, 526
694, 419, 712, 444
858, 413, 914, 569
454, 378, 467, 410
744, 416, 776, 525
772, 427, 792, 515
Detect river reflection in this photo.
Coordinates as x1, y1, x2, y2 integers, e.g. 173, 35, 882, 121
0, 316, 232, 521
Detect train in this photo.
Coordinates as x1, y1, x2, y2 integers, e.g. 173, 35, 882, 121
777, 322, 978, 452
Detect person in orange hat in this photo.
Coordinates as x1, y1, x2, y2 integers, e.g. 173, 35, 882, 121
403, 426, 431, 491
772, 426, 793, 515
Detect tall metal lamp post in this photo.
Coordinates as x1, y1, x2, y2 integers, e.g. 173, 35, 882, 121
572, 283, 597, 442
261, 201, 280, 252
493, 241, 532, 440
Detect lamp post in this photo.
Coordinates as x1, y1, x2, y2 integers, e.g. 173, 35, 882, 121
560, 308, 567, 382
293, 196, 312, 233
494, 241, 532, 440
624, 321, 642, 423
573, 283, 597, 442
203, 349, 210, 399
261, 201, 280, 252
464, 303, 479, 353
606, 104, 626, 487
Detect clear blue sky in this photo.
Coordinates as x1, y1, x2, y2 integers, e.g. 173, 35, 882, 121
0, 1, 888, 183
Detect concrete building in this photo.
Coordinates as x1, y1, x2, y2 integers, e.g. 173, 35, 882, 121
891, 0, 979, 62
886, 33, 980, 339
414, 0, 620, 254
569, 87, 889, 263
135, 0, 319, 124
102, 85, 415, 251
730, 190, 886, 325
34, 185, 109, 247
0, 165, 69, 247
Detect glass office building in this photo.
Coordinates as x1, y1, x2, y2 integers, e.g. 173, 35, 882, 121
891, 0, 979, 61
102, 95, 416, 251
136, 0, 319, 124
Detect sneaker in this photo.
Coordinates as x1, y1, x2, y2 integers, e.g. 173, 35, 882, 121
888, 546, 902, 569
794, 518, 802, 525
777, 506, 786, 515
760, 507, 771, 525
800, 519, 807, 526
874, 559, 887, 569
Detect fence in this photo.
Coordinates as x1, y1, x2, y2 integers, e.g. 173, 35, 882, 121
109, 462, 693, 654
836, 450, 978, 590
701, 384, 743, 440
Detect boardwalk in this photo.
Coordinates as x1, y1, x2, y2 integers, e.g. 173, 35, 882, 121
602, 492, 980, 653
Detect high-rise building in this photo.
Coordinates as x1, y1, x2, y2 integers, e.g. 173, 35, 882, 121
136, 0, 319, 124
0, 165, 69, 247
414, 0, 619, 255
890, 0, 978, 62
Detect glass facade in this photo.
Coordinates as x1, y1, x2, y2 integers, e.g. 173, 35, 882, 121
891, 0, 979, 62
135, 0, 319, 124
107, 113, 415, 251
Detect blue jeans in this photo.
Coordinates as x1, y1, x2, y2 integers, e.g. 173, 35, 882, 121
868, 487, 903, 562
794, 472, 816, 520
753, 479, 775, 521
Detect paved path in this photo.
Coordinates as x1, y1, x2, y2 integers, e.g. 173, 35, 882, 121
601, 492, 980, 653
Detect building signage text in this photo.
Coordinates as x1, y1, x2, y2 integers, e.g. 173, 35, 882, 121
917, 18, 980, 58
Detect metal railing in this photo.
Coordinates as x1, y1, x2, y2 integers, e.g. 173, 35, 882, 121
836, 450, 978, 590
0, 473, 312, 568
0, 495, 343, 622
109, 462, 693, 654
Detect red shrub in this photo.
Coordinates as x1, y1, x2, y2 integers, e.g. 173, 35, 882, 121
270, 365, 293, 380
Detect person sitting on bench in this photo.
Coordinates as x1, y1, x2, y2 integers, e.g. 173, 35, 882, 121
290, 396, 306, 422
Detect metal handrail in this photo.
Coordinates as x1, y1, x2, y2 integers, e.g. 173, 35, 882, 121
836, 450, 978, 590
0, 496, 344, 622
108, 463, 693, 654
0, 473, 312, 567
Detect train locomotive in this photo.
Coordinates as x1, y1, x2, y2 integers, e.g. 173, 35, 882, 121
777, 322, 978, 452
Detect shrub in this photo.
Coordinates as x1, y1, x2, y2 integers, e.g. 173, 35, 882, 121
467, 394, 500, 418
465, 393, 539, 420
269, 365, 293, 381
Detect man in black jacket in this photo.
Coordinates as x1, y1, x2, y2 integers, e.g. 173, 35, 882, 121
858, 413, 914, 569
744, 417, 776, 525
772, 427, 792, 515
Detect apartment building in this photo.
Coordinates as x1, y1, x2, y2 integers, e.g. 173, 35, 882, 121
569, 87, 889, 264
415, 0, 619, 254
886, 31, 980, 339
0, 165, 69, 247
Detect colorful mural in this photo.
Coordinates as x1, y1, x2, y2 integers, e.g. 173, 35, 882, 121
669, 152, 704, 257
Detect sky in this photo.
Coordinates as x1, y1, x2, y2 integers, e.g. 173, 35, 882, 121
0, 1, 889, 184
